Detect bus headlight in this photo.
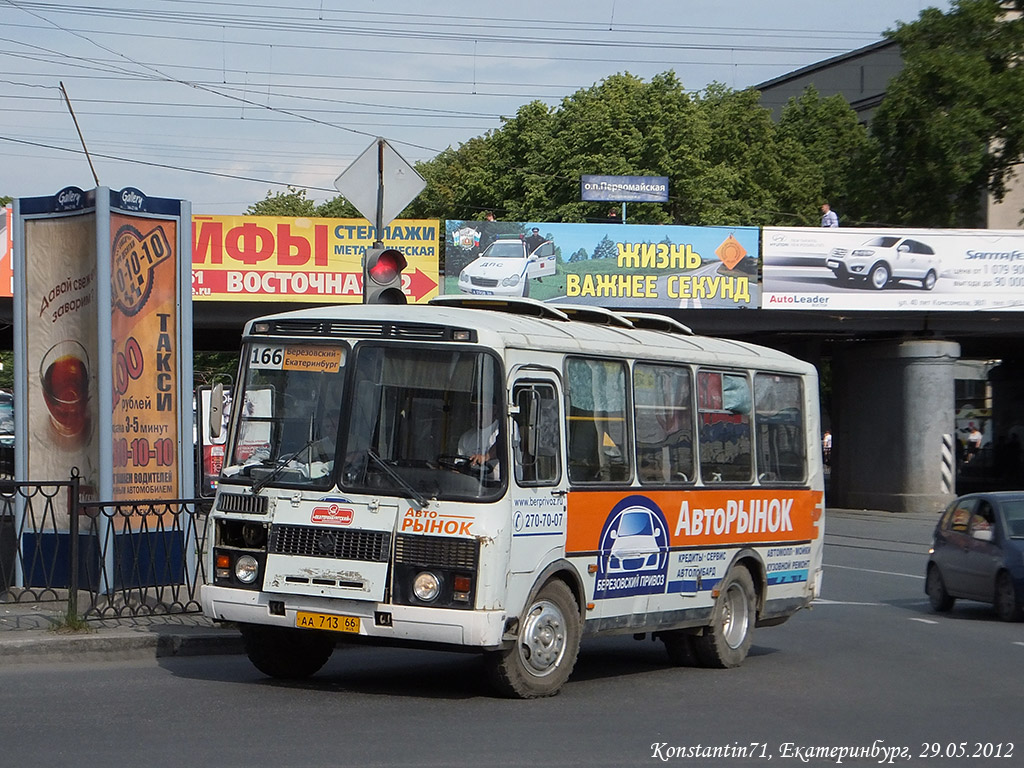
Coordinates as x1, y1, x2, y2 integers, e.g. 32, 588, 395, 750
234, 555, 260, 584
413, 571, 441, 602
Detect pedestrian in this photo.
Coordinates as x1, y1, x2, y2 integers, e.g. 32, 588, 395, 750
484, 211, 495, 222
822, 430, 832, 467
820, 202, 839, 228
965, 425, 983, 463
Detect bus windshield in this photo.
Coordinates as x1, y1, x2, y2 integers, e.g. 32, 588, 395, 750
341, 344, 504, 502
222, 343, 348, 490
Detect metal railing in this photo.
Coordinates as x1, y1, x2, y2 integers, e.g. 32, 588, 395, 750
0, 473, 211, 620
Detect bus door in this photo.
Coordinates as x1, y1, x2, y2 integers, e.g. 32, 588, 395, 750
507, 374, 567, 575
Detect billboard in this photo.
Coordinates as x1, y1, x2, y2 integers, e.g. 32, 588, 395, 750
191, 215, 439, 303
444, 220, 759, 309
110, 207, 182, 500
0, 206, 11, 297
20, 195, 100, 503
763, 227, 1024, 311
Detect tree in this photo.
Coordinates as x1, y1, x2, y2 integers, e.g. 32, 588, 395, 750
774, 88, 871, 225
866, 0, 1024, 227
247, 186, 360, 218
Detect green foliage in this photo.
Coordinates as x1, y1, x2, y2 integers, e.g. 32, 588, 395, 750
247, 186, 360, 218
404, 72, 867, 227
0, 195, 11, 207
194, 352, 239, 388
865, 0, 1024, 226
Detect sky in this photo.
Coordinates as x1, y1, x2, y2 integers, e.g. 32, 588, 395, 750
0, 0, 951, 215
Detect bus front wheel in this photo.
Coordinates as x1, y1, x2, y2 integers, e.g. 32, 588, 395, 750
485, 579, 581, 698
239, 624, 335, 679
692, 567, 756, 668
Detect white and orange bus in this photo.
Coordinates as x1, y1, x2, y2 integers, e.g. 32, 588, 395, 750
202, 297, 824, 698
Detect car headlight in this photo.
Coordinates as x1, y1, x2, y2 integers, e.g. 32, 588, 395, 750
852, 249, 874, 258
234, 555, 259, 584
459, 271, 469, 283
413, 571, 441, 602
502, 274, 520, 287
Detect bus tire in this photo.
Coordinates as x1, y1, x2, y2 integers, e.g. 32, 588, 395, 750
239, 624, 334, 679
485, 580, 581, 698
692, 567, 756, 668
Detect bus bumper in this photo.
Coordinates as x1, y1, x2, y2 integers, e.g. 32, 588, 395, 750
201, 584, 508, 648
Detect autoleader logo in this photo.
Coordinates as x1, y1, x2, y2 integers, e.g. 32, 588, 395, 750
595, 495, 670, 600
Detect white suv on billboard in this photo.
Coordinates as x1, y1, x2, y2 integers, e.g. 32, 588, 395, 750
458, 235, 555, 298
826, 236, 940, 290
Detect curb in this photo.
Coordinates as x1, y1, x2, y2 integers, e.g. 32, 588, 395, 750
0, 628, 245, 665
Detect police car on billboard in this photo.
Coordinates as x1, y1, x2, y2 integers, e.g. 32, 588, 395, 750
458, 233, 555, 298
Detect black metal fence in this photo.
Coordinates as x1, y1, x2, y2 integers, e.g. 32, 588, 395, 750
0, 474, 211, 620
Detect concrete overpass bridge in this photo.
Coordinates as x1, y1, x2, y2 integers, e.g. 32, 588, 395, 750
7, 297, 1023, 514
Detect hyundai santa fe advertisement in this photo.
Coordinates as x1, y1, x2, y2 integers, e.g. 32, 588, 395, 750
762, 227, 1024, 311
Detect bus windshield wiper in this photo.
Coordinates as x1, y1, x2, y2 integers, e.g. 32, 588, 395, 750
366, 450, 429, 508
251, 439, 316, 494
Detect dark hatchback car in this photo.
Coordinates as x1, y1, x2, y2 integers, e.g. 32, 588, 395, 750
926, 492, 1024, 621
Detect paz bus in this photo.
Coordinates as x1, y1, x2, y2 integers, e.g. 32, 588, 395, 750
201, 296, 825, 698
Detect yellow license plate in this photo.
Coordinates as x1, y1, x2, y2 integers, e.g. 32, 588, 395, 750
295, 611, 360, 633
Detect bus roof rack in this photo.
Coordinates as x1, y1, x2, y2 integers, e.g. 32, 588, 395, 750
547, 304, 635, 328
617, 311, 693, 335
429, 295, 570, 321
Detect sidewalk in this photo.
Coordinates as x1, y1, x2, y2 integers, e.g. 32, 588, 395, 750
0, 601, 244, 665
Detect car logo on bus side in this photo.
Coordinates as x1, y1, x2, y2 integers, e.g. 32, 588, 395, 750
311, 504, 353, 526
594, 495, 670, 600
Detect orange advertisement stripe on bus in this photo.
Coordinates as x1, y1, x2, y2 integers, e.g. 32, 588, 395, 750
566, 489, 823, 553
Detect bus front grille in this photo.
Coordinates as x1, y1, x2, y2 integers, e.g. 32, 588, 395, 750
216, 492, 268, 515
269, 524, 391, 563
394, 534, 478, 569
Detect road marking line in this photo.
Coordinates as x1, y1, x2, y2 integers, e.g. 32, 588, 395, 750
813, 598, 886, 606
826, 564, 924, 580
1013, 642, 1024, 648
909, 618, 938, 624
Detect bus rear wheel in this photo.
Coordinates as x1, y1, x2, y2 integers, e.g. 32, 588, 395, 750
692, 567, 756, 668
239, 624, 335, 679
485, 580, 581, 698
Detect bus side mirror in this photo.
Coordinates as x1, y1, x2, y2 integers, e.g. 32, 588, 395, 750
209, 383, 224, 439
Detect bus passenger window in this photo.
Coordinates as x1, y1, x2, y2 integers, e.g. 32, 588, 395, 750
754, 373, 806, 483
634, 363, 694, 484
513, 383, 560, 486
566, 358, 630, 483
697, 370, 752, 483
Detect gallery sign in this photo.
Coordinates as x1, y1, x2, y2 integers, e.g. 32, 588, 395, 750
12, 186, 193, 586
763, 227, 1024, 311
13, 186, 193, 503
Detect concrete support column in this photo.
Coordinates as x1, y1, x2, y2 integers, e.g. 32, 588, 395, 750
830, 339, 959, 513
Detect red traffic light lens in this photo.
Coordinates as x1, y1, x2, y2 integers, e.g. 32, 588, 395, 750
368, 250, 406, 285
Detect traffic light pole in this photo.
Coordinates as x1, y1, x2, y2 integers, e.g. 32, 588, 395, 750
373, 138, 385, 249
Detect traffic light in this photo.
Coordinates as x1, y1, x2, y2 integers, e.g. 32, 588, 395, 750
363, 247, 408, 304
